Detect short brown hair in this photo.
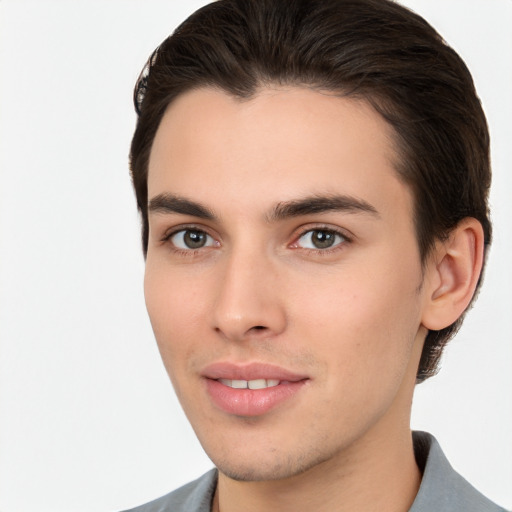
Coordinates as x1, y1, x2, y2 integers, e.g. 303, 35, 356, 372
130, 0, 491, 382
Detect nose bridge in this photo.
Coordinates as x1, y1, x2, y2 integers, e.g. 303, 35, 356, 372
212, 241, 286, 340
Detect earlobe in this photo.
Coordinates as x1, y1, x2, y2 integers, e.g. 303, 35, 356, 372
421, 218, 485, 331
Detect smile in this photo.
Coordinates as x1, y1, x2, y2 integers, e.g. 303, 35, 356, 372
201, 363, 309, 416
206, 378, 307, 416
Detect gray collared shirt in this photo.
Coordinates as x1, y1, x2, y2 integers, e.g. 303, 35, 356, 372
123, 431, 507, 511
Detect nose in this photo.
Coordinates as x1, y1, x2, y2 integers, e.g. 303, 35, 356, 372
212, 246, 287, 342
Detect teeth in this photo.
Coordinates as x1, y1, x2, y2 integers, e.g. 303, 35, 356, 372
248, 379, 267, 390
231, 379, 247, 389
218, 379, 280, 389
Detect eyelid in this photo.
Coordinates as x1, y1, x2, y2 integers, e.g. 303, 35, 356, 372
161, 223, 217, 242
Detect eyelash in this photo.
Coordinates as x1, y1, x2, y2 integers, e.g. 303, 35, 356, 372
161, 225, 351, 256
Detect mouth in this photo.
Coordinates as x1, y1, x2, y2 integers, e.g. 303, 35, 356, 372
201, 362, 309, 417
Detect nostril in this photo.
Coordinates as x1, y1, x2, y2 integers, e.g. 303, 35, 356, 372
252, 326, 267, 330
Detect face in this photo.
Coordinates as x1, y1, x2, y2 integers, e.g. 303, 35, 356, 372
145, 87, 429, 482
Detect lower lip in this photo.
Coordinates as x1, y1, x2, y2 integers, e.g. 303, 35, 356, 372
205, 379, 307, 417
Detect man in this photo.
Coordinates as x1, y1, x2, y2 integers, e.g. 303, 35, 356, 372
124, 0, 505, 510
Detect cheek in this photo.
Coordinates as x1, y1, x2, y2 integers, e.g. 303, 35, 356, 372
291, 271, 423, 433
143, 262, 207, 375
293, 264, 422, 375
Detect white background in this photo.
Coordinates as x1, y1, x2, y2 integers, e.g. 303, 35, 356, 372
0, 1, 510, 511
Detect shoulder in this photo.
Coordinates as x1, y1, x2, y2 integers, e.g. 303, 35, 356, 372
120, 469, 218, 512
410, 431, 507, 512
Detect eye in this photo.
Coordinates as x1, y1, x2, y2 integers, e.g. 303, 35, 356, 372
169, 229, 216, 250
295, 229, 345, 250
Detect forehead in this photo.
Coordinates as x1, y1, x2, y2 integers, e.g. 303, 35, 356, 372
147, 86, 412, 222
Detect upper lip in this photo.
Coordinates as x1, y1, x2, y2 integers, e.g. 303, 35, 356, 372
201, 362, 309, 382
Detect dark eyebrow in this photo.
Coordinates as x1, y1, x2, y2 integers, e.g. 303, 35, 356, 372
147, 193, 378, 223
268, 195, 379, 222
148, 193, 216, 220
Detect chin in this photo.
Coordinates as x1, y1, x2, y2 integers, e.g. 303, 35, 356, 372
208, 445, 334, 482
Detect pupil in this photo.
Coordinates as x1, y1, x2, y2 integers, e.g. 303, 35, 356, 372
184, 230, 206, 249
312, 230, 334, 249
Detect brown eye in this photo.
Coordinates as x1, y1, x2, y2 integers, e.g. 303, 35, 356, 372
170, 229, 215, 249
297, 229, 344, 249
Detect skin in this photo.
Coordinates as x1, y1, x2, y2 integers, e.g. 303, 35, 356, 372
144, 87, 483, 512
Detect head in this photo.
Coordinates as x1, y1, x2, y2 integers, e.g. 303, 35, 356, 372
130, 0, 491, 383
131, 0, 490, 480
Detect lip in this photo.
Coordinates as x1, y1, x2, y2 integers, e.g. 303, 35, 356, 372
201, 362, 309, 417
201, 362, 308, 382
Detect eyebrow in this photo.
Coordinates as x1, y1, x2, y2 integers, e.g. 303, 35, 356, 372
148, 193, 215, 220
267, 194, 380, 221
147, 193, 379, 222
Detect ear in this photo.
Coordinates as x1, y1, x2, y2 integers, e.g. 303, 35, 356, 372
421, 218, 485, 331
